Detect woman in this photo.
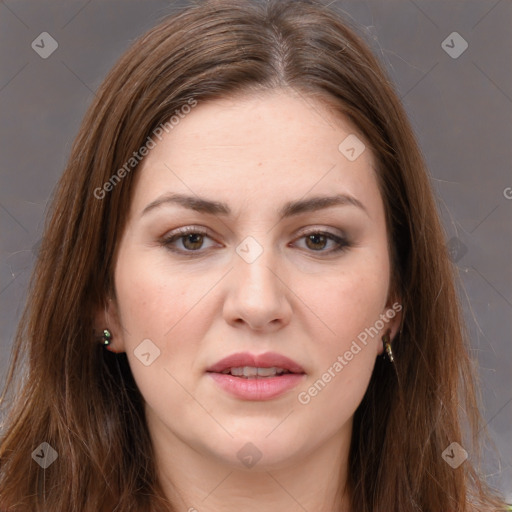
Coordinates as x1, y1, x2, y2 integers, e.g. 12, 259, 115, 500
0, 0, 507, 510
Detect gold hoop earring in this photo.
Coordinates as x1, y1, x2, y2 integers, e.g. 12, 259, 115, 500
382, 329, 394, 363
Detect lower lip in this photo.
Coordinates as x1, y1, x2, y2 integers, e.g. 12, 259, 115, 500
207, 372, 306, 401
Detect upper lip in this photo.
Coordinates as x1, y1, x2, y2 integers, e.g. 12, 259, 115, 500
206, 352, 305, 374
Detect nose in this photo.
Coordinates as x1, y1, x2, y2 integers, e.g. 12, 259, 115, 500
222, 239, 292, 332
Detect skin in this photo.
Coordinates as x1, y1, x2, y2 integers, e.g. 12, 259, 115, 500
98, 89, 402, 512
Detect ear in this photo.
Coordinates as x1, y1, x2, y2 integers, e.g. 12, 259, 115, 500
94, 297, 127, 354
376, 294, 403, 355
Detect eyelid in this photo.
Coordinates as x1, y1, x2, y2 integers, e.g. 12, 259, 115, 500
167, 225, 214, 236
161, 225, 218, 245
295, 225, 346, 239
164, 224, 346, 239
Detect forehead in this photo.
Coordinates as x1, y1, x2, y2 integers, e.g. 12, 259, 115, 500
131, 90, 381, 219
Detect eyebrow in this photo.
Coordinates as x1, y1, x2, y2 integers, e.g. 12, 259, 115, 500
141, 192, 369, 218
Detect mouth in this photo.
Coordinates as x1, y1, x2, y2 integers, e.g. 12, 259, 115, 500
216, 366, 298, 378
206, 352, 306, 400
206, 351, 305, 376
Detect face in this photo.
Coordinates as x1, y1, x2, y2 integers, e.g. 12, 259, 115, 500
102, 90, 401, 471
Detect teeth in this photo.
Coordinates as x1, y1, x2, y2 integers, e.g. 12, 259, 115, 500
254, 367, 279, 377
223, 366, 289, 378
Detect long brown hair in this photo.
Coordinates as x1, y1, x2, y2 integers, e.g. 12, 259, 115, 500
0, 0, 506, 510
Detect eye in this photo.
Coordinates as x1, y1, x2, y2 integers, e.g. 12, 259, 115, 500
161, 226, 217, 254
160, 227, 350, 255
292, 229, 349, 254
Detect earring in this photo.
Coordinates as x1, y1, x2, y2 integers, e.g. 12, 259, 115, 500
382, 329, 394, 362
102, 329, 112, 347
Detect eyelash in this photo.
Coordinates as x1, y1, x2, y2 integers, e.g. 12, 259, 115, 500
160, 225, 350, 256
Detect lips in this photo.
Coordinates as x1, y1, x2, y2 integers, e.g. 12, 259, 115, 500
206, 351, 306, 400
206, 352, 305, 376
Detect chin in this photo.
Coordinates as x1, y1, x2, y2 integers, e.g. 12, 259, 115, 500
208, 430, 308, 471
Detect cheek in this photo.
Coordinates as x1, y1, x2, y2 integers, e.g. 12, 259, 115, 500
114, 246, 205, 339
113, 249, 210, 416
294, 255, 389, 414
302, 253, 390, 350
112, 246, 220, 412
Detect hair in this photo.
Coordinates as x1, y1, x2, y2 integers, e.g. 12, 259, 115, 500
0, 0, 507, 510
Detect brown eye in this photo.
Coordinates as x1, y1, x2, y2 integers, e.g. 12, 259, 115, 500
161, 227, 349, 256
305, 233, 329, 251
295, 230, 349, 254
161, 227, 216, 254
181, 233, 205, 251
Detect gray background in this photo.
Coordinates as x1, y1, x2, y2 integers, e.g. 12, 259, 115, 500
0, 0, 511, 500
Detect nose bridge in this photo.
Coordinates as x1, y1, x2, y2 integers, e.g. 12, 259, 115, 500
224, 233, 291, 330
234, 234, 281, 297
